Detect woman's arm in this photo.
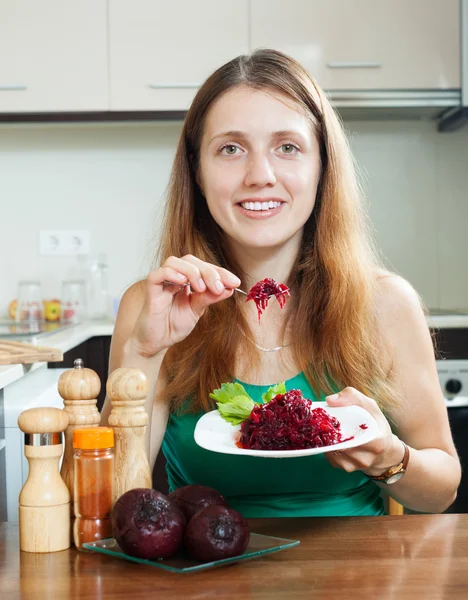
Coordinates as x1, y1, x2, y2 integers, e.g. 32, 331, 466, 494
100, 280, 170, 472
327, 275, 461, 513
100, 258, 241, 472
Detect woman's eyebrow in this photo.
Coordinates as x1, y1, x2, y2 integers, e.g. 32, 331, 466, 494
272, 130, 308, 143
208, 130, 248, 145
208, 129, 307, 145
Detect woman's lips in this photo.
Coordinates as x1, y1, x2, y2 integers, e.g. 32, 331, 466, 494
235, 203, 285, 219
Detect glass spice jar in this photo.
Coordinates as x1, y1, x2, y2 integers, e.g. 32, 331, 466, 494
73, 427, 114, 550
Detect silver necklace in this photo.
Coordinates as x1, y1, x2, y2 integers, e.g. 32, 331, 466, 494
240, 329, 293, 353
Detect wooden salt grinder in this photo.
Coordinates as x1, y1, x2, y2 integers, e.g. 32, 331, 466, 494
58, 358, 101, 516
107, 368, 152, 504
18, 407, 70, 553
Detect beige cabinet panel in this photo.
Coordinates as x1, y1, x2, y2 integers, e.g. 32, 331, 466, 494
251, 0, 460, 90
0, 0, 108, 113
109, 0, 249, 111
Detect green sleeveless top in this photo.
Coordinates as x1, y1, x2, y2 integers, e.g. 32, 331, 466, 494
161, 372, 385, 517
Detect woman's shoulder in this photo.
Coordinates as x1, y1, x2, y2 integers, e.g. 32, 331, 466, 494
116, 278, 147, 318
374, 269, 426, 321
121, 278, 147, 303
373, 269, 429, 349
111, 279, 147, 349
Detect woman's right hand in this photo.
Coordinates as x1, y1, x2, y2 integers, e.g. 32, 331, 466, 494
129, 255, 241, 358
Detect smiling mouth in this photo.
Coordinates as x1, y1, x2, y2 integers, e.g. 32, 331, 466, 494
238, 200, 284, 211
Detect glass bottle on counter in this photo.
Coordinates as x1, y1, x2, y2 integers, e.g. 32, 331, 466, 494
73, 427, 114, 550
72, 253, 111, 320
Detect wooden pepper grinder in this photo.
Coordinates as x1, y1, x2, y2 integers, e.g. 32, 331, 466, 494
18, 407, 70, 553
58, 358, 101, 516
107, 368, 152, 504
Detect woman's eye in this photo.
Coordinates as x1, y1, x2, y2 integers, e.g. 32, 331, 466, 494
280, 143, 299, 154
221, 145, 239, 155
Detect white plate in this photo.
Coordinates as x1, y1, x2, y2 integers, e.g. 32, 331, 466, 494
194, 404, 379, 458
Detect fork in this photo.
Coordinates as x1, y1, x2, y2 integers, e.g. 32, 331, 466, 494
163, 280, 248, 295
163, 280, 290, 298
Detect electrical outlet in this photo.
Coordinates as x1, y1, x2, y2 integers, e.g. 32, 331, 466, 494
62, 230, 90, 255
39, 230, 90, 256
39, 230, 62, 255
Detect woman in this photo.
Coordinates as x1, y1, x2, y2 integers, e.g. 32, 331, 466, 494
102, 49, 460, 517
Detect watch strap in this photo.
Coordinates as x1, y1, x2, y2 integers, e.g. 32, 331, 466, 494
369, 441, 410, 483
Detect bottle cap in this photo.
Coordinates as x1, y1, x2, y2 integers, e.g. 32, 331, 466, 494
73, 427, 114, 449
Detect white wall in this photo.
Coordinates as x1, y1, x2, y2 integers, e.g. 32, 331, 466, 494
347, 121, 468, 310
0, 122, 181, 317
0, 119, 467, 317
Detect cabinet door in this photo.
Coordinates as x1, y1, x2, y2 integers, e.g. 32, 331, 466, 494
251, 0, 460, 90
109, 0, 249, 111
0, 0, 108, 113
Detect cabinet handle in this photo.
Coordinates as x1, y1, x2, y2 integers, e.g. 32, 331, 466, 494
327, 62, 381, 69
148, 83, 200, 90
0, 85, 28, 91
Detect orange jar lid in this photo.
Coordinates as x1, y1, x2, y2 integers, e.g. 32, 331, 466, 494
73, 427, 114, 449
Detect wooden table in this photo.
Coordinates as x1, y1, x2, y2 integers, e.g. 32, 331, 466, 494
1, 514, 467, 599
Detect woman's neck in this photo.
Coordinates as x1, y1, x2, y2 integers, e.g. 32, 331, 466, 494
227, 232, 302, 291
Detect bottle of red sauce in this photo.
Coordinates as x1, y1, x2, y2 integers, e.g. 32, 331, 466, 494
73, 427, 114, 550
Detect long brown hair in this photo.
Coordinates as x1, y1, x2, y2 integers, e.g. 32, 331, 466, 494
156, 49, 397, 414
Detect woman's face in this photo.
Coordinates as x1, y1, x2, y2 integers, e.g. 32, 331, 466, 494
198, 85, 322, 251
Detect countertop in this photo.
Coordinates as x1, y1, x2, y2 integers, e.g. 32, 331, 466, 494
428, 314, 468, 329
1, 514, 467, 599
0, 320, 114, 390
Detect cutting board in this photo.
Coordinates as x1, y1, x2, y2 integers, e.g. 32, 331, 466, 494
0, 340, 63, 365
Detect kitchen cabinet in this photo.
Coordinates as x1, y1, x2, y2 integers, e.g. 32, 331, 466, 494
108, 0, 249, 111
0, 0, 108, 113
250, 0, 460, 90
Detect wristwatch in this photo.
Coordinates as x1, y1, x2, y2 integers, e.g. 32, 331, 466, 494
368, 442, 410, 485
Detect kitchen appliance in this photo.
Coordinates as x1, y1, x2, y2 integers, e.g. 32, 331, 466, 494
434, 323, 468, 513
438, 360, 468, 407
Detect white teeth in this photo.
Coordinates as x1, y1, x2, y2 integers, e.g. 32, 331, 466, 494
240, 201, 282, 211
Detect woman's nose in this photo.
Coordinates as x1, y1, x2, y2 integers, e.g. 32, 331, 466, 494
244, 153, 277, 188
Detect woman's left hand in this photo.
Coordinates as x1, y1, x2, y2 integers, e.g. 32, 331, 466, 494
325, 387, 405, 476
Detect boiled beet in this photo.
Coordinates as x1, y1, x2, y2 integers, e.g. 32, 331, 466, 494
184, 505, 250, 562
112, 488, 185, 560
169, 484, 228, 520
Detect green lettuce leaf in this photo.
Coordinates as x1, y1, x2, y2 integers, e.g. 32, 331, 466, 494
217, 395, 256, 425
210, 380, 289, 426
209, 382, 251, 405
210, 383, 255, 425
261, 381, 287, 404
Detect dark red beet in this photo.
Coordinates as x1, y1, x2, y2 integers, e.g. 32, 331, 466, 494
184, 505, 250, 562
169, 484, 228, 520
239, 389, 348, 450
246, 278, 290, 321
112, 488, 185, 560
